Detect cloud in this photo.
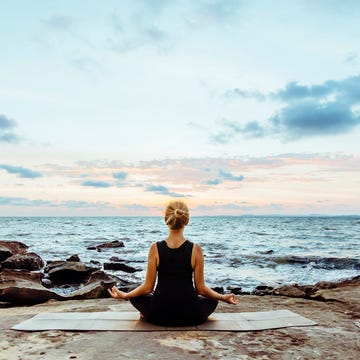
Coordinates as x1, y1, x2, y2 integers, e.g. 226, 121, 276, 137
218, 75, 360, 142
210, 119, 265, 143
193, 203, 259, 214
202, 178, 222, 185
62, 200, 111, 208
202, 169, 244, 185
108, 10, 172, 53
219, 169, 244, 181
122, 203, 153, 212
0, 114, 20, 143
108, 1, 243, 54
269, 100, 360, 139
145, 184, 185, 197
0, 197, 53, 207
43, 15, 77, 31
345, 52, 359, 65
81, 180, 112, 188
0, 164, 42, 178
187, 0, 243, 27
224, 89, 266, 101
113, 171, 128, 180
0, 197, 110, 209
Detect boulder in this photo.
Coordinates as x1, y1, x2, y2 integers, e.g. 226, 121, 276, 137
67, 254, 80, 262
45, 261, 97, 284
226, 285, 244, 295
66, 271, 118, 300
251, 285, 274, 296
314, 276, 360, 289
0, 269, 63, 305
103, 262, 139, 273
87, 240, 125, 252
0, 240, 28, 262
273, 284, 307, 298
1, 252, 44, 271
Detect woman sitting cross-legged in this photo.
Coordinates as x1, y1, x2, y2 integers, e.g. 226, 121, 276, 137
108, 200, 237, 326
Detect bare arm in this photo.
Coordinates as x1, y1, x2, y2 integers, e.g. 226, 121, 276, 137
108, 242, 158, 300
192, 243, 237, 305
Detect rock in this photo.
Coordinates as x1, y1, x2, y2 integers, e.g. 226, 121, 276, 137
66, 271, 118, 300
67, 254, 80, 262
259, 250, 274, 254
90, 260, 102, 267
87, 240, 125, 252
211, 286, 224, 294
45, 261, 97, 284
103, 262, 139, 273
1, 252, 44, 271
109, 256, 122, 262
41, 278, 53, 288
86, 270, 119, 284
0, 269, 63, 305
226, 285, 243, 295
251, 285, 274, 296
315, 276, 360, 290
273, 284, 307, 298
118, 282, 142, 292
0, 240, 28, 262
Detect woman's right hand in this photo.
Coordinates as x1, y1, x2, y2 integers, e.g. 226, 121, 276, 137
108, 286, 128, 300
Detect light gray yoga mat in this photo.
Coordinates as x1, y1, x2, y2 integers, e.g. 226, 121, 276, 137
12, 309, 316, 332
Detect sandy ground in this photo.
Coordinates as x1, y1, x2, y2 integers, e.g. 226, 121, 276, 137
1, 284, 359, 360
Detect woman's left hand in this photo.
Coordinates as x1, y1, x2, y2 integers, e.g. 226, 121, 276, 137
108, 286, 128, 300
222, 293, 238, 305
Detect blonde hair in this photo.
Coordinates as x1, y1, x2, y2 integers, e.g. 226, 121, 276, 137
164, 200, 189, 230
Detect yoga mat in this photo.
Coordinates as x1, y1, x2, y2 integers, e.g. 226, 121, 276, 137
12, 310, 316, 332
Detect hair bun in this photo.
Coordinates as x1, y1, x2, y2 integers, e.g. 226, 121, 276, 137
165, 201, 189, 230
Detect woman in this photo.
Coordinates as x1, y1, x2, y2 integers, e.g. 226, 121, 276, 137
108, 200, 237, 326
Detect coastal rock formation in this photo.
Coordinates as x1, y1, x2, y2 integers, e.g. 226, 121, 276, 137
87, 240, 125, 252
0, 241, 130, 305
251, 277, 360, 301
0, 269, 119, 305
103, 261, 139, 273
0, 269, 62, 305
0, 240, 28, 262
2, 279, 359, 360
45, 260, 98, 284
1, 252, 44, 271
66, 254, 80, 262
67, 271, 118, 300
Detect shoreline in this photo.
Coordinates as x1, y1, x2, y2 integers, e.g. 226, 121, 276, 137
1, 278, 359, 359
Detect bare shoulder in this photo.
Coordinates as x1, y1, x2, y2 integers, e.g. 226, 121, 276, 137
148, 242, 159, 266
148, 242, 159, 256
192, 242, 203, 256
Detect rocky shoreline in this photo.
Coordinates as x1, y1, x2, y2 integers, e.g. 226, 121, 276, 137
0, 240, 137, 306
1, 239, 359, 307
1, 240, 359, 359
0, 279, 359, 359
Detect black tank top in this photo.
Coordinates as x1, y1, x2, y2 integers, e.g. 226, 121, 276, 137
148, 240, 202, 326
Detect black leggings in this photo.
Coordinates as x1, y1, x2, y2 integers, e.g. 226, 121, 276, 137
130, 294, 218, 326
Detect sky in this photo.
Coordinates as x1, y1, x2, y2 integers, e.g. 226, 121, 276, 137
1, 0, 360, 216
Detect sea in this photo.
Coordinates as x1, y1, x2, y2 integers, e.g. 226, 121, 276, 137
0, 216, 359, 292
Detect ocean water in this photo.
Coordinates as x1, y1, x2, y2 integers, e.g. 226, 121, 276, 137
0, 216, 359, 292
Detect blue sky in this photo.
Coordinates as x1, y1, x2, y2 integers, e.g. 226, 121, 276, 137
1, 0, 359, 216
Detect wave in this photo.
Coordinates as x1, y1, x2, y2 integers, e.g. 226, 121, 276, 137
271, 255, 360, 270
227, 254, 360, 270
